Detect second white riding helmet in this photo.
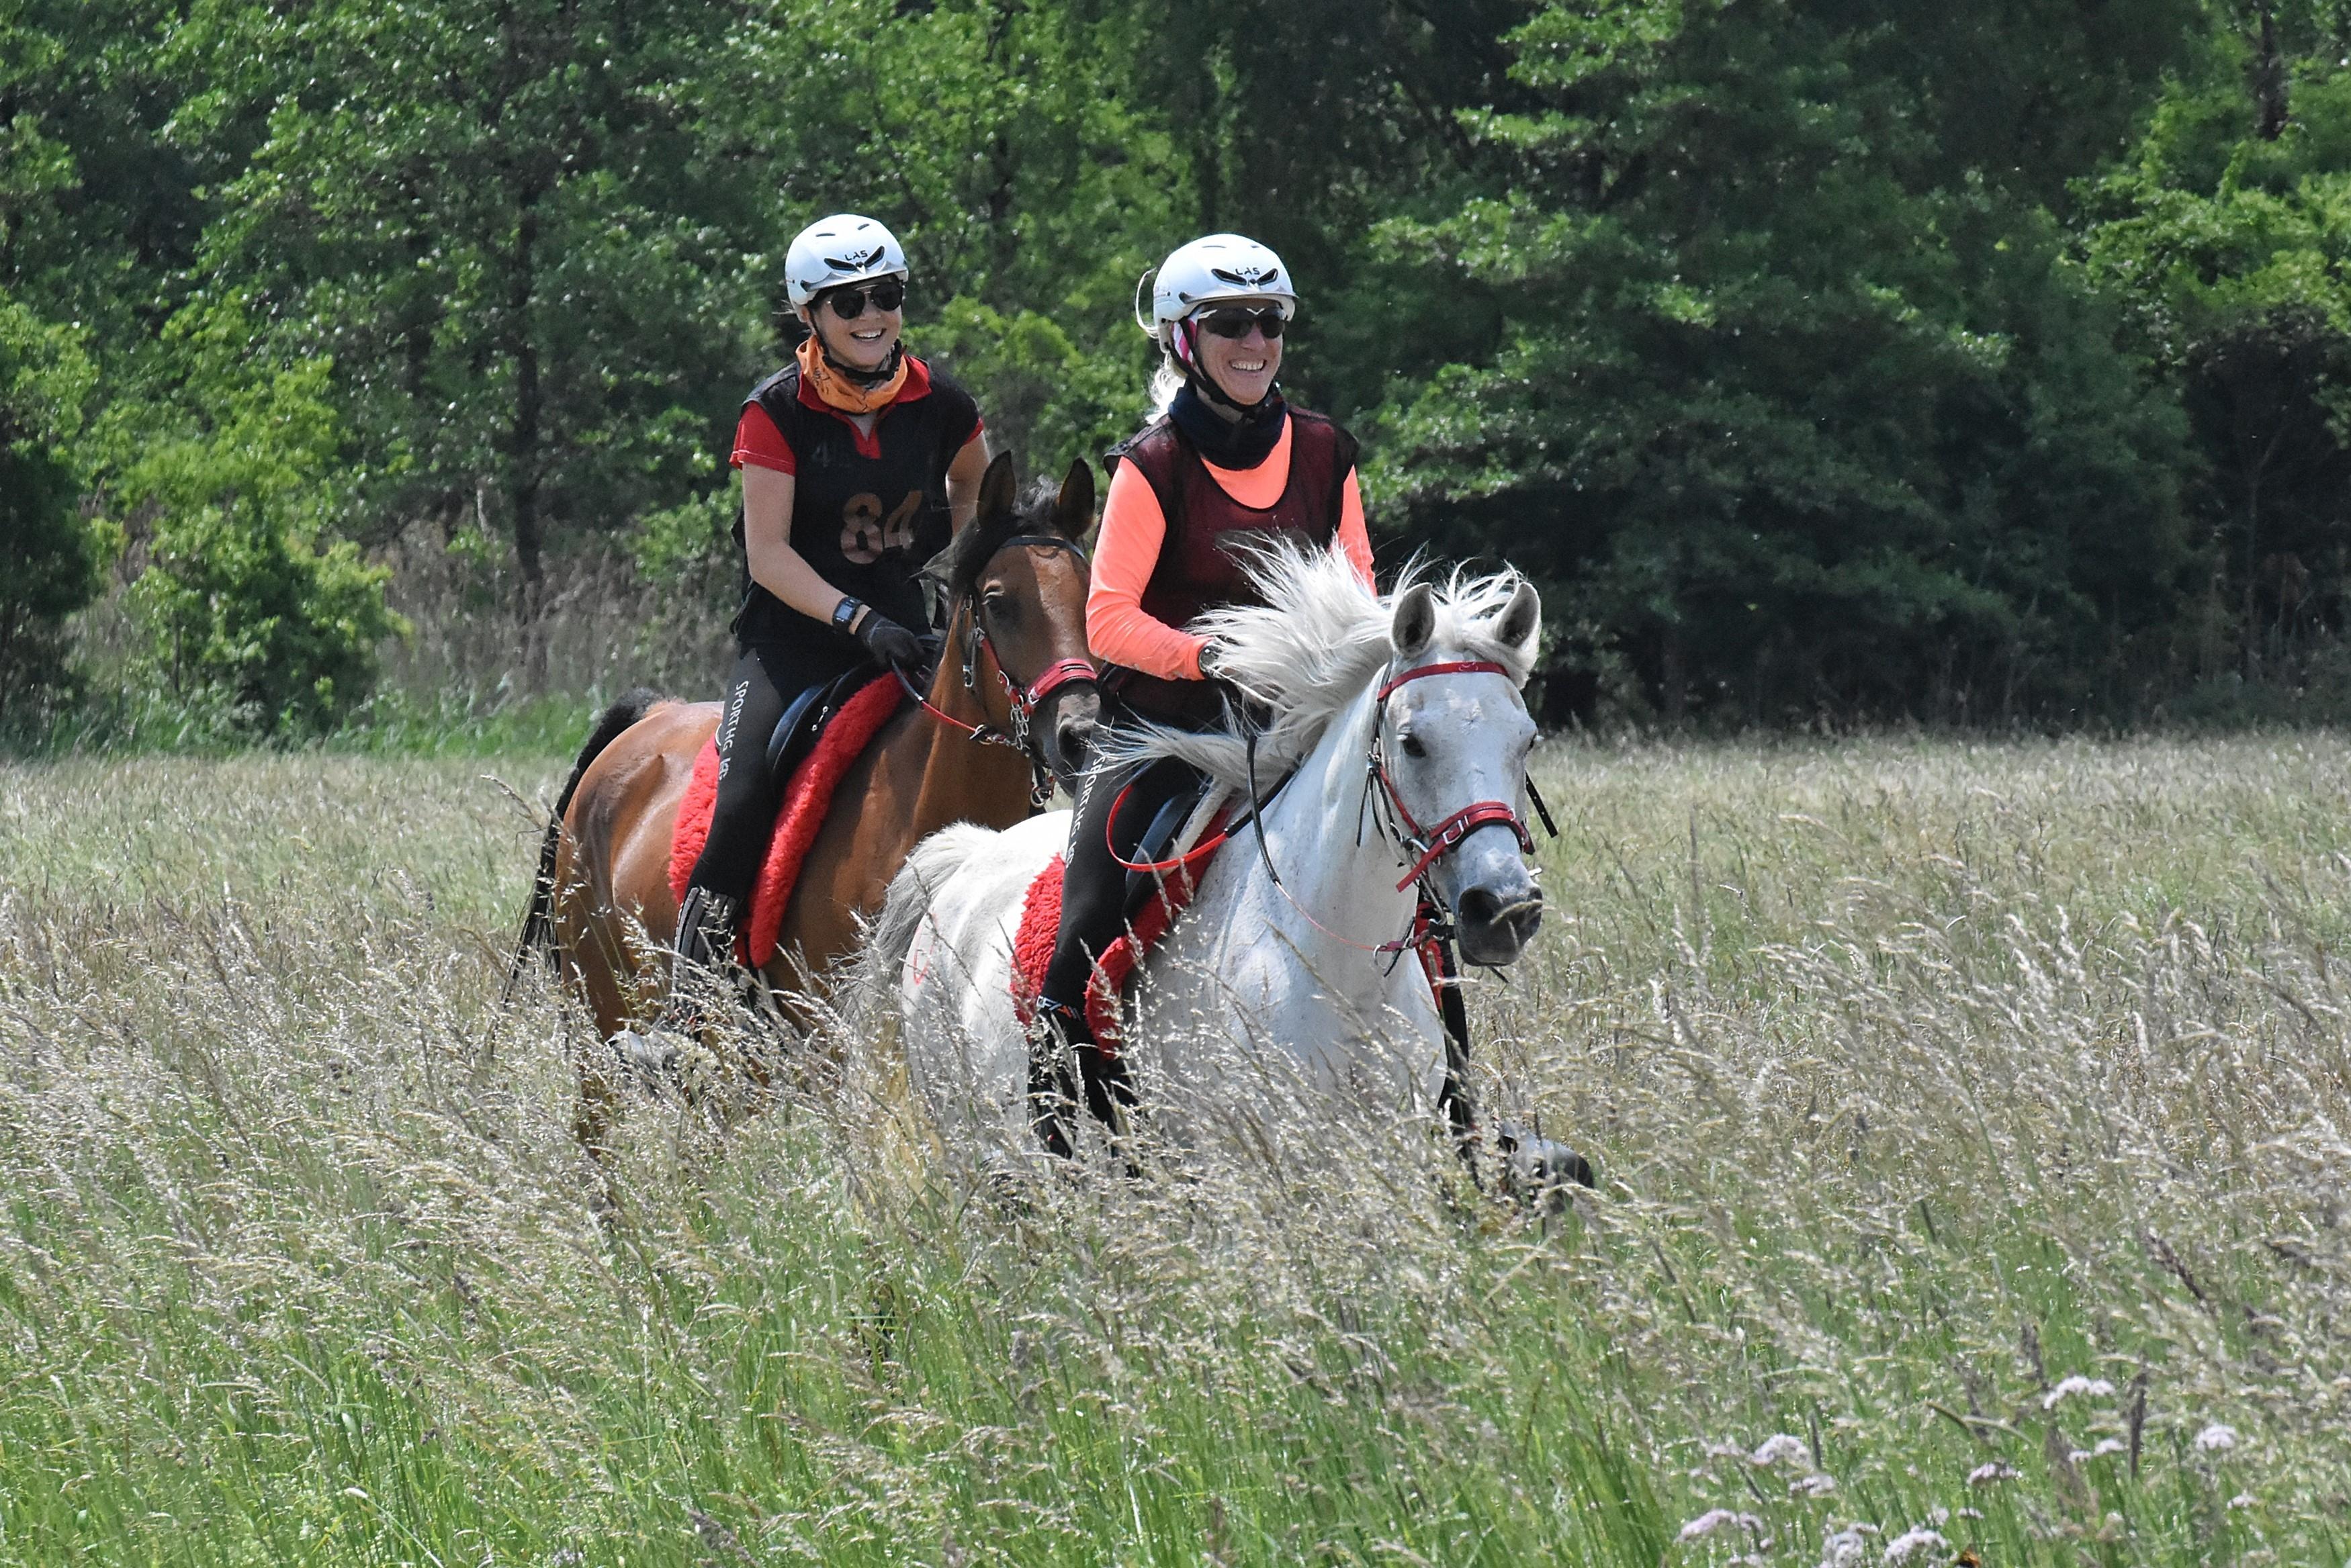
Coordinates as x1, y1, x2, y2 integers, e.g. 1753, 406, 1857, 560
1137, 233, 1298, 342
785, 214, 909, 308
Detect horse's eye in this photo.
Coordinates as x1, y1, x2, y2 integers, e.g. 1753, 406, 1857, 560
1400, 733, 1427, 760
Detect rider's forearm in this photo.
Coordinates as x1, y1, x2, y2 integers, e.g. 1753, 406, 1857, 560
747, 535, 867, 631
741, 463, 869, 633
944, 430, 989, 532
1337, 470, 1374, 588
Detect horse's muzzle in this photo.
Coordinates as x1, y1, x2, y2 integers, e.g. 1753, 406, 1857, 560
1455, 880, 1542, 966
1046, 688, 1102, 786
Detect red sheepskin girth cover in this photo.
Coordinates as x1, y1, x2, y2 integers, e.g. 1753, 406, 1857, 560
1009, 819, 1225, 1054
668, 674, 903, 969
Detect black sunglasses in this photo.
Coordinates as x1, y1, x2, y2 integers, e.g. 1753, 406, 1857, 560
1196, 306, 1287, 340
821, 279, 906, 319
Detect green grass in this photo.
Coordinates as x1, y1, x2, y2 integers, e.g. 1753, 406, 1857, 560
3, 686, 613, 763
0, 735, 2345, 1563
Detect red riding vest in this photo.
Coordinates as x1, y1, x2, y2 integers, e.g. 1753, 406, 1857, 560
1107, 410, 1360, 721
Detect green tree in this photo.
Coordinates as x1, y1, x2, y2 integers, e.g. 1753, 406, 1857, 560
2082, 32, 2351, 690
0, 293, 105, 721
114, 302, 403, 737
175, 0, 769, 663
1369, 0, 2197, 724
1, 0, 217, 340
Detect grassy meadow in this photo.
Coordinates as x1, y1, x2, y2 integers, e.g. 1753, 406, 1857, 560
0, 735, 2346, 1564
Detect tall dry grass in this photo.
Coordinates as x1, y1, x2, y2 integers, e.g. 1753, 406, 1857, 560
0, 735, 2343, 1563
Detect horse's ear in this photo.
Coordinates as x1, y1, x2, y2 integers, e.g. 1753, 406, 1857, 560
977, 451, 1017, 524
1052, 457, 1096, 540
1391, 582, 1437, 660
1495, 579, 1540, 663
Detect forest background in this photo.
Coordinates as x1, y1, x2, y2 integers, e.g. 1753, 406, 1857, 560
5, 0, 2351, 745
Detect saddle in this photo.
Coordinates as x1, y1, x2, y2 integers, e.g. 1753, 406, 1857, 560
764, 659, 887, 782
1008, 770, 1229, 1051
668, 663, 910, 968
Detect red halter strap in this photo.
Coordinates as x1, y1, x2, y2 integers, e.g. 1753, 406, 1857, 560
1376, 659, 1513, 702
903, 535, 1099, 760
1008, 657, 1097, 745
1373, 657, 1534, 892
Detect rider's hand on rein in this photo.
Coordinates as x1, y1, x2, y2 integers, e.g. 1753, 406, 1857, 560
853, 608, 925, 670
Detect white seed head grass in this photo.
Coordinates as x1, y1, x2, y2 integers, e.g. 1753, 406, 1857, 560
4, 734, 2350, 1559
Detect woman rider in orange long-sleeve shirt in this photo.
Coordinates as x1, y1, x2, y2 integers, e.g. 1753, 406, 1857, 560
1032, 234, 1375, 1146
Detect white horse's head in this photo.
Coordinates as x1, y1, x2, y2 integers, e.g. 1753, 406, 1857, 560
1380, 575, 1544, 964
1114, 544, 1551, 969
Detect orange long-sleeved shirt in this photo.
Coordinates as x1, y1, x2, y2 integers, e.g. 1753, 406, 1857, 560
1088, 414, 1374, 681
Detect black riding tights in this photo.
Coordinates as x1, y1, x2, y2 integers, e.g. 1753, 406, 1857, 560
686, 643, 828, 906
1039, 748, 1206, 1017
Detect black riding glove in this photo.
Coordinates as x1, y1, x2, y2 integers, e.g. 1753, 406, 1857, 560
1197, 638, 1257, 723
853, 608, 925, 670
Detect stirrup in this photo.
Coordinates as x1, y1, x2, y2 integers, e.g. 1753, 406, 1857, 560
664, 886, 748, 1024
1030, 995, 1137, 1157
1026, 998, 1086, 1158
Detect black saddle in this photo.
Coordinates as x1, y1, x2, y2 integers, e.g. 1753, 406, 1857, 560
1121, 767, 1215, 921
760, 635, 940, 784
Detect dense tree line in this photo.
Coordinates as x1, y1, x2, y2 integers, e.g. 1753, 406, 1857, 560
4, 0, 2349, 735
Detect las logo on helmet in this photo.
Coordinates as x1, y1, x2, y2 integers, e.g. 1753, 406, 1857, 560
1210, 265, 1280, 289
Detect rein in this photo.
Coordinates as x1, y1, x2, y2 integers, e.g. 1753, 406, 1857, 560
899, 533, 1096, 808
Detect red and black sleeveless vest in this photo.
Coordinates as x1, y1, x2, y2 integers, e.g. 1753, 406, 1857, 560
731, 355, 979, 663
1107, 409, 1359, 721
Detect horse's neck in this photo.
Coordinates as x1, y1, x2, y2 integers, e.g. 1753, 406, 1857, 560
1247, 681, 1413, 968
897, 608, 1032, 831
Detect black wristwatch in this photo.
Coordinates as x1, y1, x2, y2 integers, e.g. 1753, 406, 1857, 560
830, 597, 865, 633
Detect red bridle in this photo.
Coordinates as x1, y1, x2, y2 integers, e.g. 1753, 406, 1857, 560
1370, 659, 1537, 892
897, 534, 1097, 806
1104, 656, 1542, 960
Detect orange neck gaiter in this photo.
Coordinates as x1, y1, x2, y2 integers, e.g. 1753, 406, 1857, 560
798, 335, 909, 415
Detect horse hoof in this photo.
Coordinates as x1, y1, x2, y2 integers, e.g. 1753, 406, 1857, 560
609, 1025, 680, 1084
1495, 1120, 1596, 1209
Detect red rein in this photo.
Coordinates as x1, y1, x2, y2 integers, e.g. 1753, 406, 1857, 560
899, 650, 1096, 752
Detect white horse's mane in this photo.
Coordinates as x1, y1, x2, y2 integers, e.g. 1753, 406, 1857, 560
1098, 541, 1536, 790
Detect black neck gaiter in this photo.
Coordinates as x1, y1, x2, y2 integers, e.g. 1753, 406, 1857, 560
1169, 378, 1286, 470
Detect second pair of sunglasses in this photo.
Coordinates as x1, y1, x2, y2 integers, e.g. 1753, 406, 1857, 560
823, 279, 906, 318
1196, 306, 1287, 339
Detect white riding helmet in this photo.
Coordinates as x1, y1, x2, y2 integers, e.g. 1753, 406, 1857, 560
785, 214, 909, 308
1137, 233, 1298, 342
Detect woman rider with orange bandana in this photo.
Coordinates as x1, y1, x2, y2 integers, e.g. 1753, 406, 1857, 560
1030, 234, 1374, 1146
674, 214, 988, 990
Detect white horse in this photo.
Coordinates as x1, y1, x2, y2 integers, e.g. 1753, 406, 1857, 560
869, 545, 1586, 1186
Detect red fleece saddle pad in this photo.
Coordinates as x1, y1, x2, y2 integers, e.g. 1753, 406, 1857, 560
1008, 810, 1462, 1054
1008, 820, 1225, 1052
668, 674, 903, 968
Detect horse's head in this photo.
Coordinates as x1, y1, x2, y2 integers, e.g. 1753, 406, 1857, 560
938, 453, 1100, 787
1378, 575, 1545, 966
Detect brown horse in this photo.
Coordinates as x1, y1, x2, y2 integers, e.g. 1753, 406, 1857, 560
512, 454, 1098, 1068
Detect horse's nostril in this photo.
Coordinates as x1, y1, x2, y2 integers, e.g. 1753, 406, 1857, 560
1511, 892, 1544, 940
1459, 886, 1501, 927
